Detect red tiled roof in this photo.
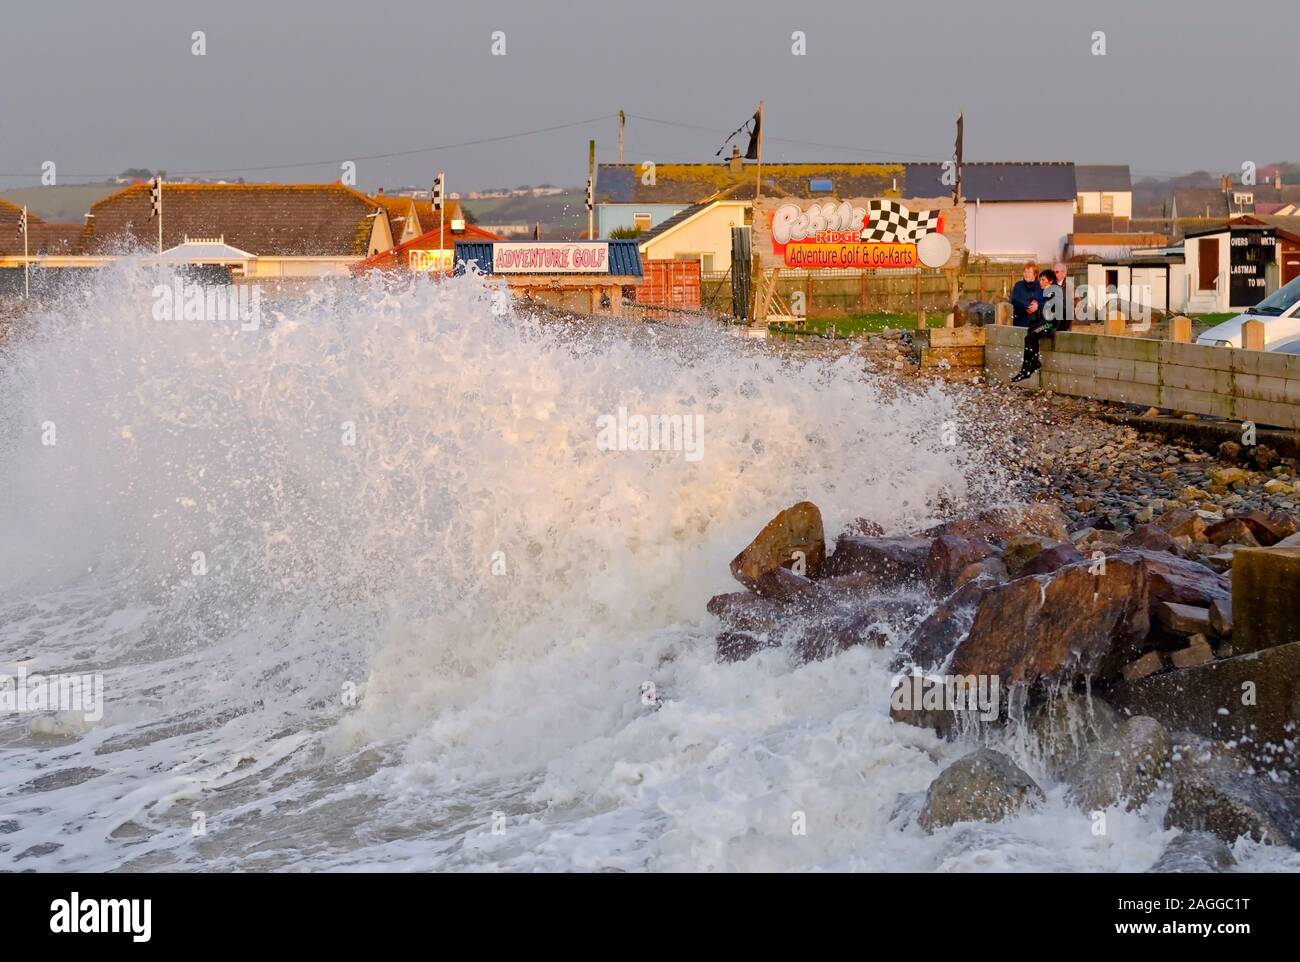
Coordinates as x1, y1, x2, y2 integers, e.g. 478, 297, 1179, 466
79, 183, 386, 257
0, 202, 89, 257
411, 198, 464, 234
352, 221, 500, 273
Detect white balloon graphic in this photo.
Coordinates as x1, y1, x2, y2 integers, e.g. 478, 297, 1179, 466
917, 233, 952, 268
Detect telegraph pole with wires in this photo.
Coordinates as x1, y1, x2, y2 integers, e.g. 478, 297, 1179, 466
433, 171, 445, 273
754, 101, 764, 201
953, 112, 964, 203
587, 140, 595, 239
18, 206, 29, 299
618, 110, 625, 164
149, 176, 163, 254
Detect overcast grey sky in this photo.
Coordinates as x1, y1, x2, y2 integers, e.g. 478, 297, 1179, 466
1, 0, 1295, 192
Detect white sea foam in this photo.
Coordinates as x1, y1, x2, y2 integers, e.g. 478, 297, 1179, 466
1, 261, 1296, 872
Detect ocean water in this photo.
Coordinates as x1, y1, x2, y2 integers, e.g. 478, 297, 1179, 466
1, 263, 1295, 872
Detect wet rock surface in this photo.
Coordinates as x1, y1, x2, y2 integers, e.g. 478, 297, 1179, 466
917, 749, 1044, 832
1062, 715, 1172, 812
1147, 832, 1236, 873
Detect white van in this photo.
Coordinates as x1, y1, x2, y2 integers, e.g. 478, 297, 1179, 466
1195, 275, 1300, 349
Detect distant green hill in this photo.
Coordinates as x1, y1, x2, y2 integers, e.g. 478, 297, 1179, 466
462, 190, 586, 238
1, 183, 122, 222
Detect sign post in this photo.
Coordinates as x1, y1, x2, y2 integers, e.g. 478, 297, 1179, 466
18, 206, 29, 299
150, 176, 163, 255
433, 171, 445, 275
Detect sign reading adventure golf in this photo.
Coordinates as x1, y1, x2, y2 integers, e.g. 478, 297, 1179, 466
753, 196, 965, 271
492, 242, 610, 274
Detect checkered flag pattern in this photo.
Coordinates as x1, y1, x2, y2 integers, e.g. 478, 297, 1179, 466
862, 200, 940, 243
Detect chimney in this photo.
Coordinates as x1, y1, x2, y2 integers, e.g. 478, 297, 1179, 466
729, 145, 743, 173
1220, 174, 1232, 192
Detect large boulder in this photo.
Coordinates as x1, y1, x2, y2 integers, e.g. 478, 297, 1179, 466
751, 566, 823, 605
729, 501, 826, 590
821, 535, 931, 587
954, 556, 1010, 590
1165, 753, 1300, 848
925, 504, 1070, 547
1028, 692, 1121, 778
925, 535, 997, 593
1062, 716, 1172, 812
1236, 509, 1297, 546
710, 578, 920, 665
1154, 602, 1212, 637
916, 749, 1044, 832
1019, 541, 1086, 576
1154, 508, 1207, 542
1122, 524, 1181, 555
1147, 833, 1236, 873
1117, 549, 1230, 613
707, 591, 785, 633
1204, 518, 1261, 548
950, 558, 1150, 689
793, 600, 918, 663
716, 630, 780, 663
898, 579, 989, 670
889, 667, 1002, 737
1001, 534, 1056, 577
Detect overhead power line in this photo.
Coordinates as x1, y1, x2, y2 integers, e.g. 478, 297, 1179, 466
0, 114, 617, 181
625, 113, 949, 161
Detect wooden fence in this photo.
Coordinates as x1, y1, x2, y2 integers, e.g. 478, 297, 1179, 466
699, 268, 1030, 318
985, 327, 1300, 429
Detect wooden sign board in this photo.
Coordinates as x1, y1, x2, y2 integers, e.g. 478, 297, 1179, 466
752, 196, 965, 272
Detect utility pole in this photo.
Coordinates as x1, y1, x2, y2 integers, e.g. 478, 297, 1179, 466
587, 139, 596, 240
754, 101, 764, 201
618, 110, 625, 165
953, 112, 964, 203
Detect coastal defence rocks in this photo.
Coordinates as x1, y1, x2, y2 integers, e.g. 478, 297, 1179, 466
708, 499, 1300, 848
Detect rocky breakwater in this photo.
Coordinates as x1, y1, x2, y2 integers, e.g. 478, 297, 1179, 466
706, 498, 1300, 863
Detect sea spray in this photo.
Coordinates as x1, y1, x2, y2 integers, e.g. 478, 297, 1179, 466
1, 260, 1261, 871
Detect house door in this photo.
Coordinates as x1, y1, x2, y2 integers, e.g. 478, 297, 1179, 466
731, 226, 751, 320
1283, 243, 1300, 285
1198, 238, 1219, 291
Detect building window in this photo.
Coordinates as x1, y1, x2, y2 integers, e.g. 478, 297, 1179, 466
701, 253, 714, 273
633, 212, 652, 231
1101, 194, 1115, 214
809, 179, 833, 193
1234, 193, 1254, 206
